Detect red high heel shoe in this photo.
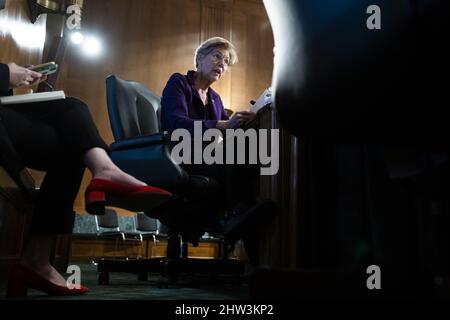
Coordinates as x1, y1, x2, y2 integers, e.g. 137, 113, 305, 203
85, 178, 172, 215
6, 264, 89, 298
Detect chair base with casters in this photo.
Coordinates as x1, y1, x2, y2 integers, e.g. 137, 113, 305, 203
96, 223, 246, 287
95, 242, 245, 287
147, 178, 247, 288
92, 208, 160, 284
97, 256, 164, 285
157, 232, 245, 288
95, 212, 166, 285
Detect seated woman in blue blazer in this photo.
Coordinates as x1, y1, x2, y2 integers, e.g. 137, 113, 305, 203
0, 62, 171, 298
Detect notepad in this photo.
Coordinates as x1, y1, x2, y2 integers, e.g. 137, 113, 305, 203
251, 87, 272, 113
0, 90, 66, 105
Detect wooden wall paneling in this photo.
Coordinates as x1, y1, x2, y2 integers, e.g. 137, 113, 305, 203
201, 0, 232, 109
69, 237, 221, 262
34, 10, 69, 92
201, 0, 232, 40
258, 108, 281, 266
258, 107, 302, 269
53, 0, 274, 216
69, 237, 147, 261
276, 128, 294, 268
230, 0, 273, 111
0, 167, 33, 283
1, 0, 47, 185
283, 135, 300, 268
59, 0, 204, 213
0, 0, 45, 66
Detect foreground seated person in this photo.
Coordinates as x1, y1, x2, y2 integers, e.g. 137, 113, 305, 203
0, 62, 171, 298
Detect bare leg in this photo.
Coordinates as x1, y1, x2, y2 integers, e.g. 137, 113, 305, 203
20, 235, 67, 286
83, 147, 146, 186
18, 148, 146, 288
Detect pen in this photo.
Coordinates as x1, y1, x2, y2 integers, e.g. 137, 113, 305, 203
42, 80, 54, 91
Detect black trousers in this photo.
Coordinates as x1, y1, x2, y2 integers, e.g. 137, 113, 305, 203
0, 97, 108, 235
180, 136, 259, 212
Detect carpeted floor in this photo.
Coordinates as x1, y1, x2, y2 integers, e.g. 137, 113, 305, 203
1, 262, 249, 300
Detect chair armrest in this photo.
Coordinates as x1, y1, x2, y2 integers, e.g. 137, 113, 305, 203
110, 132, 169, 151
110, 132, 188, 189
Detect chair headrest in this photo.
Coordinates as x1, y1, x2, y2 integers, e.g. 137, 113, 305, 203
96, 208, 119, 228
106, 75, 162, 141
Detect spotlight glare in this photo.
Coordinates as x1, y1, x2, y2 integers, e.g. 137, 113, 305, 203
81, 36, 102, 56
71, 32, 84, 45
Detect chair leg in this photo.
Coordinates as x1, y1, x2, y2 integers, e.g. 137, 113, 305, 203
99, 271, 110, 285
158, 260, 170, 288
167, 234, 181, 259
181, 237, 188, 259
137, 272, 148, 281
224, 239, 236, 259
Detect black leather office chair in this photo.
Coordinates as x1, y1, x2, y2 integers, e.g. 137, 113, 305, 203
98, 75, 244, 286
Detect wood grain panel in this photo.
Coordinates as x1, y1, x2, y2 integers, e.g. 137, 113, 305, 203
230, 0, 274, 111
0, 167, 33, 282
258, 107, 302, 269
1, 0, 47, 185
201, 0, 233, 107
69, 237, 222, 262
0, 0, 46, 65
55, 0, 203, 212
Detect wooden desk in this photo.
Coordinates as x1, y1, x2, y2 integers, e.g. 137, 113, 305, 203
0, 167, 34, 283
0, 167, 71, 284
255, 105, 304, 268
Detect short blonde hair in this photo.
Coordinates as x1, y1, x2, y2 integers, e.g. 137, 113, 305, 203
194, 37, 238, 69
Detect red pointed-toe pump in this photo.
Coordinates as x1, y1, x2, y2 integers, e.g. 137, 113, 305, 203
85, 178, 172, 215
6, 264, 89, 298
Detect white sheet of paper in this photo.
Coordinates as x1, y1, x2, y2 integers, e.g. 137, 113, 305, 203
251, 87, 272, 113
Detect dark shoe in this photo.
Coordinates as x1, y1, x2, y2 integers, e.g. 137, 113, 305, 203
151, 197, 224, 238
6, 264, 89, 298
85, 178, 172, 215
223, 199, 276, 241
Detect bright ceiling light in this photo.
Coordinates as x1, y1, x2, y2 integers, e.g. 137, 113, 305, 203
81, 36, 102, 56
0, 15, 46, 50
70, 31, 84, 45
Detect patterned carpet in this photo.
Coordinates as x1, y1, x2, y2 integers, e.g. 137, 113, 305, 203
1, 262, 249, 300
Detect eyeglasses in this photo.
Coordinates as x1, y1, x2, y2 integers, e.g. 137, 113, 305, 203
210, 51, 230, 66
